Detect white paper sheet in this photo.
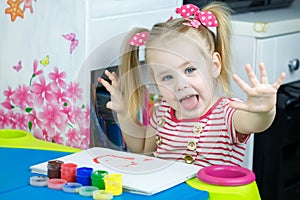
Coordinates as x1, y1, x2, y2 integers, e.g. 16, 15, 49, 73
30, 147, 201, 195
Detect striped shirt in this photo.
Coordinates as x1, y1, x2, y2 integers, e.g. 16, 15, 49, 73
150, 97, 250, 167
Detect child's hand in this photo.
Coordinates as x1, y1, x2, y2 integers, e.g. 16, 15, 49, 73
98, 70, 126, 114
230, 62, 286, 113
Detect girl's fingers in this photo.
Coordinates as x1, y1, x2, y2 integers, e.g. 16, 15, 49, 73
98, 71, 123, 113
273, 72, 286, 90
104, 70, 119, 87
232, 73, 251, 93
259, 62, 269, 84
106, 101, 112, 110
99, 78, 114, 93
105, 70, 118, 82
112, 72, 119, 82
111, 72, 119, 87
245, 64, 259, 87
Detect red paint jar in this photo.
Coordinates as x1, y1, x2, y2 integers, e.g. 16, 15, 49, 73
60, 163, 77, 182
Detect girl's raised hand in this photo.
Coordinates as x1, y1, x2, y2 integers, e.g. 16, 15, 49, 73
230, 62, 286, 113
98, 70, 125, 114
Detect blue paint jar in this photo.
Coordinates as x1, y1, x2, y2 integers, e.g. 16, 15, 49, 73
76, 167, 93, 186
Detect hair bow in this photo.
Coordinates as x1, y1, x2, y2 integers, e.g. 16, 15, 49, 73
176, 4, 218, 28
128, 31, 149, 46
128, 4, 218, 46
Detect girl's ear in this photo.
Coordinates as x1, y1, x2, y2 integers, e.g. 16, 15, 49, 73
212, 52, 222, 78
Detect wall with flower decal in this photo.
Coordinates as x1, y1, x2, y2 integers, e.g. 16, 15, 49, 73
0, 0, 90, 149
0, 0, 183, 150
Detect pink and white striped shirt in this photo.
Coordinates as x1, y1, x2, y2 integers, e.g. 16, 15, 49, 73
150, 97, 250, 167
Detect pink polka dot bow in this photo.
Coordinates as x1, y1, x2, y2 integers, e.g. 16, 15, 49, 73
128, 31, 150, 47
128, 4, 218, 46
176, 4, 219, 28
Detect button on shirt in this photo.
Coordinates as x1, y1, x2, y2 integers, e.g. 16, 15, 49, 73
150, 97, 250, 167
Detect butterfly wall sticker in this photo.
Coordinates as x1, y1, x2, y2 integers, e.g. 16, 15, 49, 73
62, 33, 79, 54
13, 60, 22, 72
40, 55, 49, 67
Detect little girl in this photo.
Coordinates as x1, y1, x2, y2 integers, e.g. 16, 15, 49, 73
99, 2, 285, 167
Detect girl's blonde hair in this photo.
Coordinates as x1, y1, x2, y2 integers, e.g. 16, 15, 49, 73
118, 2, 232, 122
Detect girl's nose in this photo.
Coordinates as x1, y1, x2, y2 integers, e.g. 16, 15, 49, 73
175, 79, 189, 91
177, 86, 188, 92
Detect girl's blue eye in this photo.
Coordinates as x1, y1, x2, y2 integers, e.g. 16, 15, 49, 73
162, 75, 173, 81
185, 67, 196, 74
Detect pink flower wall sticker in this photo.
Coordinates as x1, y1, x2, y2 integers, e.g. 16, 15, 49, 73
13, 60, 22, 72
62, 33, 79, 54
0, 59, 90, 149
49, 67, 67, 90
31, 75, 55, 106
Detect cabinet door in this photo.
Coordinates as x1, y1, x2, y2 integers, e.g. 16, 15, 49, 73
256, 32, 300, 85
230, 36, 257, 170
231, 35, 256, 99
86, 0, 181, 56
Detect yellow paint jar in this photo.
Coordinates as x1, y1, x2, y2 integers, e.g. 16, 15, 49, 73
104, 174, 122, 196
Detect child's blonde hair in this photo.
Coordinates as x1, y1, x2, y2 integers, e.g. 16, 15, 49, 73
118, 2, 232, 122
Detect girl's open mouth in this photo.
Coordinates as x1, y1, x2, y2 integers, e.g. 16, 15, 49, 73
179, 95, 199, 110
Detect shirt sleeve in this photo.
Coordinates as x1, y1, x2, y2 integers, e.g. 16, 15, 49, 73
149, 103, 160, 131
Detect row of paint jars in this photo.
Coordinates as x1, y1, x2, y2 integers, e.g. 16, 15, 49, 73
47, 159, 121, 194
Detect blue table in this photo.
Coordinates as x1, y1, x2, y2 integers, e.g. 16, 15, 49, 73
0, 147, 208, 200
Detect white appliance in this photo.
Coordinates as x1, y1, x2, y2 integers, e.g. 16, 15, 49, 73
230, 1, 300, 170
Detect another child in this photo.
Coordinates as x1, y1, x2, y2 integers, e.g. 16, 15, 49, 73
99, 2, 285, 167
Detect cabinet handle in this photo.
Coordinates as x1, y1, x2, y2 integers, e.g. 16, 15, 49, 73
288, 58, 300, 72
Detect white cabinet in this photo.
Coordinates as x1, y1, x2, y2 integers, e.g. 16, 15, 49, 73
86, 0, 182, 56
230, 1, 300, 169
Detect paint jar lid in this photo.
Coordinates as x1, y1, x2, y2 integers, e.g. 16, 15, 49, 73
91, 170, 108, 179
93, 190, 113, 200
47, 178, 67, 190
62, 182, 82, 193
79, 186, 99, 196
47, 160, 64, 169
61, 163, 77, 171
30, 176, 49, 187
77, 167, 93, 177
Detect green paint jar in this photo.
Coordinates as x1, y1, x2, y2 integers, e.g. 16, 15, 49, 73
91, 170, 108, 189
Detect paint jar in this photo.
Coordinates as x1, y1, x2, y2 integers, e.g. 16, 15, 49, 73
91, 170, 108, 189
47, 178, 67, 190
61, 163, 77, 182
79, 186, 99, 197
47, 160, 64, 179
76, 167, 93, 186
93, 190, 113, 200
104, 174, 122, 196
